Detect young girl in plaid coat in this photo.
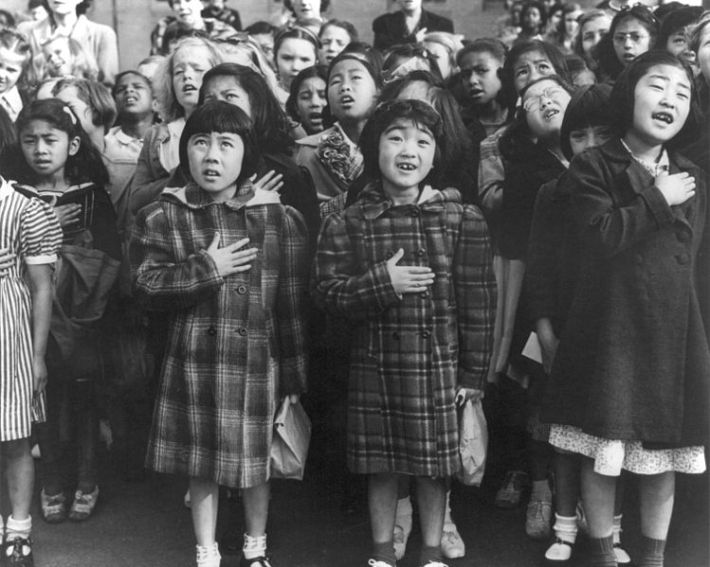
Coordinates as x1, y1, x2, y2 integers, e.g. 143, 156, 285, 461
312, 99, 496, 567
130, 101, 309, 567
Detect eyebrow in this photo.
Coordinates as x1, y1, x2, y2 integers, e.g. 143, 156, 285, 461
647, 73, 691, 90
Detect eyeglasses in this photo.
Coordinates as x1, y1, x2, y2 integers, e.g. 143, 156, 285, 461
613, 32, 650, 44
522, 86, 566, 112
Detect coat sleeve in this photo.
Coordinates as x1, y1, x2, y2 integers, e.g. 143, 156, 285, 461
569, 152, 675, 258
129, 203, 223, 311
311, 211, 401, 320
276, 208, 310, 396
454, 204, 497, 390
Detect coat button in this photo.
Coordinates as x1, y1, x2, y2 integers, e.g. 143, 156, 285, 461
207, 326, 217, 336
421, 330, 431, 338
676, 253, 690, 265
416, 247, 426, 257
677, 231, 690, 243
238, 328, 247, 336
236, 285, 247, 294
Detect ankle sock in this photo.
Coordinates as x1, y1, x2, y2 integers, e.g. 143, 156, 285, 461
531, 479, 552, 502
419, 544, 443, 565
639, 536, 665, 567
588, 534, 618, 567
553, 513, 578, 544
5, 516, 31, 541
243, 533, 267, 560
195, 542, 220, 567
372, 540, 396, 566
612, 514, 623, 545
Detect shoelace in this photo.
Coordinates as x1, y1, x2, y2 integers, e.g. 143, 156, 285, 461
6, 538, 31, 559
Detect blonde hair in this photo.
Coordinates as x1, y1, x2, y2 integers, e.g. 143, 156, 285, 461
38, 36, 99, 81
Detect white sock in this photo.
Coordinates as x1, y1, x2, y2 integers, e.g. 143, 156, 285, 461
443, 490, 454, 527
613, 514, 623, 545
553, 513, 578, 544
395, 496, 413, 532
196, 542, 220, 567
531, 480, 552, 502
5, 515, 31, 541
243, 533, 267, 560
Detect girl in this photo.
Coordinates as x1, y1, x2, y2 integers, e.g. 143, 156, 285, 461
573, 10, 611, 74
596, 6, 658, 82
0, 104, 61, 567
4, 98, 121, 524
318, 19, 358, 66
0, 29, 34, 123
525, 83, 631, 566
517, 1, 547, 43
283, 0, 329, 33
130, 100, 308, 567
658, 6, 703, 69
312, 98, 496, 567
129, 37, 222, 215
545, 3, 583, 54
543, 50, 708, 567
273, 27, 319, 91
39, 36, 99, 81
294, 49, 381, 202
286, 64, 329, 136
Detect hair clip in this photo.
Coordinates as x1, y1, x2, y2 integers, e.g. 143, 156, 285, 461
62, 105, 78, 125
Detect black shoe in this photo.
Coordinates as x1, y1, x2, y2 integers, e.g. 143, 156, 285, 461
240, 556, 272, 567
3, 537, 34, 567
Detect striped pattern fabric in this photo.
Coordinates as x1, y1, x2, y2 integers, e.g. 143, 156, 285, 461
130, 183, 309, 488
0, 179, 61, 441
312, 184, 496, 477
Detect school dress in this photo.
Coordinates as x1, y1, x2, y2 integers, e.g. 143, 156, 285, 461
312, 183, 496, 476
542, 138, 710, 476
0, 178, 62, 441
130, 182, 309, 489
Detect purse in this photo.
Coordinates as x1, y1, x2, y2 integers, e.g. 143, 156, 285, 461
269, 397, 311, 480
456, 399, 488, 486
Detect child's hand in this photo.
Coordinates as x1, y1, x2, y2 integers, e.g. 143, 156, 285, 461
656, 171, 695, 206
0, 247, 14, 275
414, 27, 429, 42
206, 232, 258, 278
250, 170, 284, 193
55, 203, 82, 227
32, 355, 48, 395
455, 387, 484, 407
386, 248, 435, 295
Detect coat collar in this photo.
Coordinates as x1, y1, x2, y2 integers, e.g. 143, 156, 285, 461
358, 182, 458, 219
598, 137, 699, 174
161, 181, 255, 210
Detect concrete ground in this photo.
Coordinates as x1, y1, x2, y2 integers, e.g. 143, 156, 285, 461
15, 431, 709, 567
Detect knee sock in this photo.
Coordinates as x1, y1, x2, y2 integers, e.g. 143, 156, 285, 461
588, 535, 618, 567
195, 542, 220, 567
419, 544, 443, 565
5, 516, 31, 541
243, 533, 267, 560
638, 536, 665, 567
372, 540, 396, 566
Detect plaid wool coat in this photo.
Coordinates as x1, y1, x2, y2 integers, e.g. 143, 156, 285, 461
130, 183, 309, 488
312, 184, 496, 476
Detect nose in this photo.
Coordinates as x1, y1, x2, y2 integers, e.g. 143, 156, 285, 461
205, 142, 219, 161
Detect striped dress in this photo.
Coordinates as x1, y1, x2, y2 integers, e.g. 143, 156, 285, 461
0, 178, 62, 441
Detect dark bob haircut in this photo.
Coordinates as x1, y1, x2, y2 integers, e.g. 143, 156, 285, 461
610, 50, 700, 148
286, 64, 329, 123
560, 83, 613, 160
178, 101, 258, 186
274, 26, 320, 60
456, 38, 508, 68
360, 99, 443, 185
657, 5, 703, 50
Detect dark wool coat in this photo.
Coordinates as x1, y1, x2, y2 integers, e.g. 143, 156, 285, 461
372, 9, 454, 51
543, 139, 710, 446
130, 183, 309, 488
312, 185, 496, 476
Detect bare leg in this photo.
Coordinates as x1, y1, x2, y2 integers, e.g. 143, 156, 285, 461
639, 472, 674, 540
190, 477, 219, 546
369, 473, 399, 543
580, 457, 616, 538
4, 439, 34, 520
415, 476, 446, 548
243, 482, 270, 537
554, 450, 580, 517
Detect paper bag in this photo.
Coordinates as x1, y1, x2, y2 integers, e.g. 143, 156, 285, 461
456, 399, 488, 486
270, 398, 311, 480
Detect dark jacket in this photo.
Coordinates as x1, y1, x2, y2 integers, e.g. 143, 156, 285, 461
372, 9, 454, 51
542, 138, 710, 446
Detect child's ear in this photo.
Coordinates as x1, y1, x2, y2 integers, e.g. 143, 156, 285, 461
68, 136, 81, 157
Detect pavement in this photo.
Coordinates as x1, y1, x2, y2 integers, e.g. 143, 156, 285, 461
9, 426, 707, 567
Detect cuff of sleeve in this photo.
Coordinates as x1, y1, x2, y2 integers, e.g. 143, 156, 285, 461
643, 185, 675, 227
458, 368, 485, 391
25, 254, 57, 265
369, 261, 402, 309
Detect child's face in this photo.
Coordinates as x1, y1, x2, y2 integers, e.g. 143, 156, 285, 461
49, 0, 82, 16
114, 73, 153, 118
276, 38, 316, 89
460, 50, 503, 107
319, 25, 350, 65
523, 79, 570, 139
172, 0, 204, 27
613, 17, 652, 67
569, 125, 613, 156
30, 5, 50, 22
291, 0, 322, 20
666, 27, 694, 66
564, 10, 582, 37
513, 50, 554, 93
202, 75, 252, 117
378, 118, 435, 195
20, 119, 79, 179
43, 38, 72, 78
296, 76, 327, 133
328, 59, 379, 123
424, 41, 453, 80
55, 85, 98, 139
697, 24, 710, 84
0, 47, 25, 95
173, 45, 213, 114
187, 131, 244, 202
523, 7, 542, 33
630, 63, 690, 146
581, 15, 611, 58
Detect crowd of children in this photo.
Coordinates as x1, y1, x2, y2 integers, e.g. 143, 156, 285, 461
0, 1, 708, 567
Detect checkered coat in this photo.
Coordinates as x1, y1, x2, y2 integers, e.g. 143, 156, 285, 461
130, 183, 309, 488
312, 184, 496, 476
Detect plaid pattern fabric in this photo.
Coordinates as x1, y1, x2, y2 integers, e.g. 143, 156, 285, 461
130, 183, 309, 488
312, 184, 496, 476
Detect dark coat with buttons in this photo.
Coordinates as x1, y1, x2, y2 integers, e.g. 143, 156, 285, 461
312, 184, 496, 476
372, 9, 454, 51
542, 138, 710, 446
130, 182, 309, 488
